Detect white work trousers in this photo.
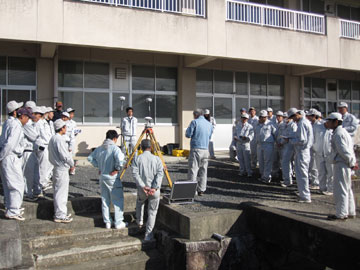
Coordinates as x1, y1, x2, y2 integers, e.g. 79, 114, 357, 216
2, 155, 24, 216
236, 142, 252, 176
309, 149, 319, 186
315, 154, 334, 193
124, 136, 137, 156
257, 143, 274, 181
100, 178, 124, 226
136, 187, 160, 235
281, 144, 294, 185
272, 145, 281, 177
36, 147, 51, 188
188, 149, 209, 192
250, 140, 257, 169
333, 162, 356, 218
294, 148, 311, 201
53, 167, 70, 219
23, 151, 41, 197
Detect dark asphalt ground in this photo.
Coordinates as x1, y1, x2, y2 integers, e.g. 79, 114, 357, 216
1, 157, 360, 232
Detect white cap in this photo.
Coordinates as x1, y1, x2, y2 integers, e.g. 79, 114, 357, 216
306, 108, 318, 116
24, 101, 36, 110
33, 106, 44, 114
54, 119, 66, 131
204, 109, 210, 115
337, 102, 348, 108
6, 100, 23, 113
267, 107, 273, 112
66, 108, 75, 113
62, 112, 70, 118
315, 110, 322, 117
259, 110, 268, 117
287, 108, 299, 118
326, 112, 343, 121
276, 111, 284, 116
283, 112, 288, 118
47, 107, 54, 113
40, 106, 48, 114
241, 113, 249, 119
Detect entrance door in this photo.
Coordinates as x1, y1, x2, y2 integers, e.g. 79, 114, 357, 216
213, 97, 233, 150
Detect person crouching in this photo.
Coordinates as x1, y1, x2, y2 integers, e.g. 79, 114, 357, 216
132, 139, 164, 241
87, 130, 127, 230
48, 119, 75, 223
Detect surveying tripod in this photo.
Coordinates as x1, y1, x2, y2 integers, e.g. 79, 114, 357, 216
119, 118, 173, 188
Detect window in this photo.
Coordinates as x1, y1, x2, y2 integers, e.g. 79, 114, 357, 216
132, 65, 178, 124
337, 5, 360, 22
84, 92, 109, 123
58, 60, 83, 88
58, 91, 83, 123
302, 0, 324, 15
112, 93, 129, 125
303, 78, 360, 116
196, 69, 284, 124
84, 62, 109, 89
0, 56, 37, 124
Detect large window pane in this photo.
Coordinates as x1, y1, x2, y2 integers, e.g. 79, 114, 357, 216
196, 70, 213, 93
84, 62, 109, 89
132, 65, 155, 91
339, 80, 351, 100
236, 98, 248, 120
214, 98, 232, 124
311, 0, 324, 15
267, 0, 283, 8
304, 77, 311, 98
250, 73, 267, 96
132, 94, 155, 123
267, 99, 284, 113
312, 101, 326, 116
327, 81, 337, 100
353, 81, 360, 100
0, 56, 5, 85
337, 5, 351, 20
156, 95, 177, 123
250, 98, 267, 111
58, 61, 83, 88
196, 96, 212, 112
2, 89, 31, 121
351, 7, 360, 22
59, 91, 83, 123
352, 103, 360, 119
112, 93, 129, 125
214, 71, 233, 94
84, 93, 109, 123
156, 67, 177, 92
311, 78, 326, 99
328, 102, 337, 116
304, 100, 311, 110
235, 72, 248, 95
8, 57, 36, 86
268, 74, 284, 96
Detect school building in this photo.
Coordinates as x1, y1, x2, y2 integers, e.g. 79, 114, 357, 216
0, 0, 360, 153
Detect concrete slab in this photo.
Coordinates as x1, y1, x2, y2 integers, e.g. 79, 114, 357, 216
0, 220, 22, 269
157, 202, 244, 241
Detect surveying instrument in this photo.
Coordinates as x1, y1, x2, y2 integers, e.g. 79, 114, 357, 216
118, 96, 130, 158
119, 97, 173, 188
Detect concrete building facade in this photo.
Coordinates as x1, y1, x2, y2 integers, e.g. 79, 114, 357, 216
0, 0, 360, 153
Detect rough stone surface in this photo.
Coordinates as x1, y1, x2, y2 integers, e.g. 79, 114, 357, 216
0, 220, 22, 269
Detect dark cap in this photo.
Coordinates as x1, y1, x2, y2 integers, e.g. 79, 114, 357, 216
17, 108, 34, 120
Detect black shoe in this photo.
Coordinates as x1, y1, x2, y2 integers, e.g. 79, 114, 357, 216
198, 191, 204, 196
327, 215, 347, 221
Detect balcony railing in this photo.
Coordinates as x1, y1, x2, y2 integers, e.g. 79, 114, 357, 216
340, 19, 360, 40
226, 0, 325, 35
78, 0, 206, 17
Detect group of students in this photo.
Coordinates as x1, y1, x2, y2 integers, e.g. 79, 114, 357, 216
0, 100, 78, 222
232, 103, 358, 220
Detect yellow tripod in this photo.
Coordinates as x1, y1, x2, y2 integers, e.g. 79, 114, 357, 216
119, 124, 173, 188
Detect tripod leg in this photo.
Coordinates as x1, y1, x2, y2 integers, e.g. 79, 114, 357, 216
120, 130, 146, 180
148, 132, 173, 188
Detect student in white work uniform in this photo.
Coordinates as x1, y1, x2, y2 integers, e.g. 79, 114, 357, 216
48, 119, 75, 223
0, 101, 24, 210
33, 106, 52, 192
326, 112, 356, 221
204, 109, 216, 159
132, 139, 164, 241
248, 107, 259, 170
272, 111, 284, 179
267, 107, 277, 125
66, 108, 77, 175
306, 109, 320, 190
1, 108, 33, 221
22, 101, 42, 201
121, 107, 138, 155
337, 102, 359, 138
287, 108, 313, 203
234, 113, 254, 177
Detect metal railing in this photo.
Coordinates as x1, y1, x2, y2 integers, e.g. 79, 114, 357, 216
340, 19, 360, 40
77, 0, 206, 17
226, 0, 325, 35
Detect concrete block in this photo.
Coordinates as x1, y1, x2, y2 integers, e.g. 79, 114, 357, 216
0, 220, 22, 269
157, 202, 244, 240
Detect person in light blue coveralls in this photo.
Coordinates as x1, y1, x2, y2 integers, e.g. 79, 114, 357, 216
88, 130, 127, 230
186, 109, 213, 196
